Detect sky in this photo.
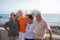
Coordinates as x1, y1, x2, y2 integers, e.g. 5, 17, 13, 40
0, 0, 60, 14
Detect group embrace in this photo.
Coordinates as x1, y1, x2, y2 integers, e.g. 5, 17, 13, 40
3, 10, 52, 40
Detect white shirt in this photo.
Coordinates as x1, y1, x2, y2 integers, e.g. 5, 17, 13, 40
25, 23, 35, 39
33, 19, 51, 39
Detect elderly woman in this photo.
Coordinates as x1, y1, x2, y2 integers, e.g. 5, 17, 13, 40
17, 10, 28, 40
3, 13, 19, 40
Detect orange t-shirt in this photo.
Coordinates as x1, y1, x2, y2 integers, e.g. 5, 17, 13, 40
18, 16, 28, 33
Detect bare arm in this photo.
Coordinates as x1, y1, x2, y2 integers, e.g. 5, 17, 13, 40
3, 24, 9, 31
46, 22, 53, 40
48, 29, 53, 40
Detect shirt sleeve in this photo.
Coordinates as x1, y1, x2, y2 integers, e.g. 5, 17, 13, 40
30, 24, 35, 31
26, 23, 35, 32
46, 22, 51, 30
17, 20, 20, 30
5, 21, 10, 27
17, 17, 19, 21
33, 22, 36, 33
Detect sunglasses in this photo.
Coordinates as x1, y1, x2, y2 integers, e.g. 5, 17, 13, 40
13, 15, 16, 16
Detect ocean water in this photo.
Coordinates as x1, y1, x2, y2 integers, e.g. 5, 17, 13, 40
42, 14, 60, 26
0, 14, 10, 24
0, 14, 60, 26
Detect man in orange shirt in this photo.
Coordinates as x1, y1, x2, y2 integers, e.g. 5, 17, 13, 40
18, 10, 28, 40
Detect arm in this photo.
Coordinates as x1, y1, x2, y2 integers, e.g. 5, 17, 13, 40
3, 21, 10, 32
3, 24, 9, 31
48, 29, 53, 40
17, 20, 20, 31
26, 24, 33, 32
46, 22, 52, 40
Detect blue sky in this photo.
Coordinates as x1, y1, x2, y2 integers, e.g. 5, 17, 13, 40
0, 0, 60, 14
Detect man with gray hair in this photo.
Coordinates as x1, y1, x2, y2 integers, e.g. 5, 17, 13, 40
33, 11, 52, 40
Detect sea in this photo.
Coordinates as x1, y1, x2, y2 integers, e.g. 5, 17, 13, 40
0, 14, 60, 26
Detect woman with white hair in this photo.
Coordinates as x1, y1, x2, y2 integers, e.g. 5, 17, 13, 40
17, 10, 28, 40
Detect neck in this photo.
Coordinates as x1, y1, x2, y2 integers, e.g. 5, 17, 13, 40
12, 19, 16, 22
20, 15, 25, 18
29, 22, 33, 24
37, 19, 42, 23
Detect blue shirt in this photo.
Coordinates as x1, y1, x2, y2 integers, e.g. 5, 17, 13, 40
25, 23, 35, 39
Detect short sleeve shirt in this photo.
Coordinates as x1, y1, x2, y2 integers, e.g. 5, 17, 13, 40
33, 19, 51, 39
18, 16, 28, 32
25, 23, 35, 39
5, 20, 19, 37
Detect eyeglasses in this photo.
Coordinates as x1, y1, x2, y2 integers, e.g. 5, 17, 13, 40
13, 15, 16, 16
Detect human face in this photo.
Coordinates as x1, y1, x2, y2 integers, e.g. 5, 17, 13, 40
36, 14, 41, 22
11, 14, 16, 20
18, 11, 24, 17
28, 18, 32, 24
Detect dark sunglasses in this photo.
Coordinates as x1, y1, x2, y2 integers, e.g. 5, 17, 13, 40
13, 15, 16, 16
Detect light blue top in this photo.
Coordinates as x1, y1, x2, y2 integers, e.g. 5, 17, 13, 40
25, 23, 35, 39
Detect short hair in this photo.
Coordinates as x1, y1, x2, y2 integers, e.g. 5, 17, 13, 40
28, 14, 33, 20
36, 13, 41, 16
11, 12, 15, 16
18, 10, 25, 15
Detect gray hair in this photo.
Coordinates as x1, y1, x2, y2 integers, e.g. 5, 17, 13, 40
33, 10, 41, 17
17, 10, 25, 16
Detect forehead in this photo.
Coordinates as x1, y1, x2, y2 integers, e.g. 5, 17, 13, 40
36, 14, 41, 17
11, 13, 15, 15
18, 10, 24, 13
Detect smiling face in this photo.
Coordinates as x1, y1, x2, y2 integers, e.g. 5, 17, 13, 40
28, 17, 32, 23
11, 13, 16, 21
36, 13, 42, 22
27, 15, 33, 24
18, 10, 24, 17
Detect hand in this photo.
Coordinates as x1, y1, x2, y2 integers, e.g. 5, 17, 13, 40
8, 30, 11, 32
49, 37, 53, 40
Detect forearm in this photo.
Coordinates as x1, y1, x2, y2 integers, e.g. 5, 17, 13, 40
49, 29, 53, 40
49, 30, 52, 37
3, 25, 9, 31
4, 27, 9, 31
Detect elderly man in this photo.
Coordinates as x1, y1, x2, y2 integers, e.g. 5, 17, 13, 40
33, 11, 52, 40
18, 10, 28, 40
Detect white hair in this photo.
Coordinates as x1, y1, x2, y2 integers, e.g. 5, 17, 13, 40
17, 10, 25, 16
33, 10, 41, 17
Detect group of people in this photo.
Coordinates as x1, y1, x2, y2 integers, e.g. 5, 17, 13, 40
3, 10, 52, 40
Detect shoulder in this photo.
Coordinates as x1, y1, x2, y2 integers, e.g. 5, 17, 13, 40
42, 19, 47, 24
26, 23, 30, 25
42, 19, 49, 27
5, 21, 10, 25
6, 20, 10, 23
31, 22, 36, 27
24, 16, 28, 19
17, 16, 20, 20
24, 16, 28, 22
